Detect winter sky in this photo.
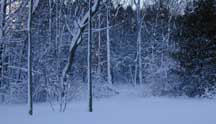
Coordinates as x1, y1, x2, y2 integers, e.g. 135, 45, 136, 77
112, 0, 189, 15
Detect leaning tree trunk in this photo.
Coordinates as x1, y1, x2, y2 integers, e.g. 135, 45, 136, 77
59, 0, 100, 112
27, 0, 33, 116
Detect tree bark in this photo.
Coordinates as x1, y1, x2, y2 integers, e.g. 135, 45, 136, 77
97, 14, 101, 75
59, 0, 100, 112
137, 0, 143, 85
106, 0, 113, 85
0, 0, 6, 93
27, 0, 33, 116
88, 0, 93, 112
49, 0, 52, 44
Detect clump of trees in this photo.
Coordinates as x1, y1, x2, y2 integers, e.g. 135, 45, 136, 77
172, 0, 216, 97
0, 0, 216, 112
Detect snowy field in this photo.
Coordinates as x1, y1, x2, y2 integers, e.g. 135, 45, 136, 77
1, 94, 216, 124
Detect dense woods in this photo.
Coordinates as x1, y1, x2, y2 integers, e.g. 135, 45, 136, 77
0, 0, 216, 111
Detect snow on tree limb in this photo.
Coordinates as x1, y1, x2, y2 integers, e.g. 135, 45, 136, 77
59, 0, 101, 112
62, 0, 100, 80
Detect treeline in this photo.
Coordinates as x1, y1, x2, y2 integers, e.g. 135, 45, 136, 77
0, 0, 216, 104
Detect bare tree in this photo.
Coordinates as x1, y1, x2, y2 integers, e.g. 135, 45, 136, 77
49, 0, 52, 44
134, 0, 143, 86
0, 0, 6, 103
97, 14, 102, 76
59, 0, 101, 112
106, 0, 113, 85
88, 0, 93, 112
27, 0, 33, 116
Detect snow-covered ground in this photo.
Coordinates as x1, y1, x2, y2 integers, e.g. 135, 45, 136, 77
1, 94, 216, 124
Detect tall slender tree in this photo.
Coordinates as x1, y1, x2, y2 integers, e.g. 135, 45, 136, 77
97, 14, 102, 76
49, 0, 52, 44
0, 0, 6, 102
134, 0, 143, 85
106, 0, 113, 85
88, 0, 93, 112
27, 0, 33, 116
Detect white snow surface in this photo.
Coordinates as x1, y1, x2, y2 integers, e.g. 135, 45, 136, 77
1, 92, 216, 124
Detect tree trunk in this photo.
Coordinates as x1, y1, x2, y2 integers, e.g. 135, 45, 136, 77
106, 0, 113, 85
60, 0, 100, 88
137, 0, 143, 85
27, 0, 33, 116
97, 14, 101, 76
59, 0, 100, 112
49, 0, 52, 44
88, 0, 93, 112
0, 0, 6, 102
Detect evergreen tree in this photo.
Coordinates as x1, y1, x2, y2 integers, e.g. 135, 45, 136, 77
173, 0, 216, 97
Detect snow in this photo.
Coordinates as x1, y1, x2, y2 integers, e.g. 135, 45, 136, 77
1, 94, 216, 124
